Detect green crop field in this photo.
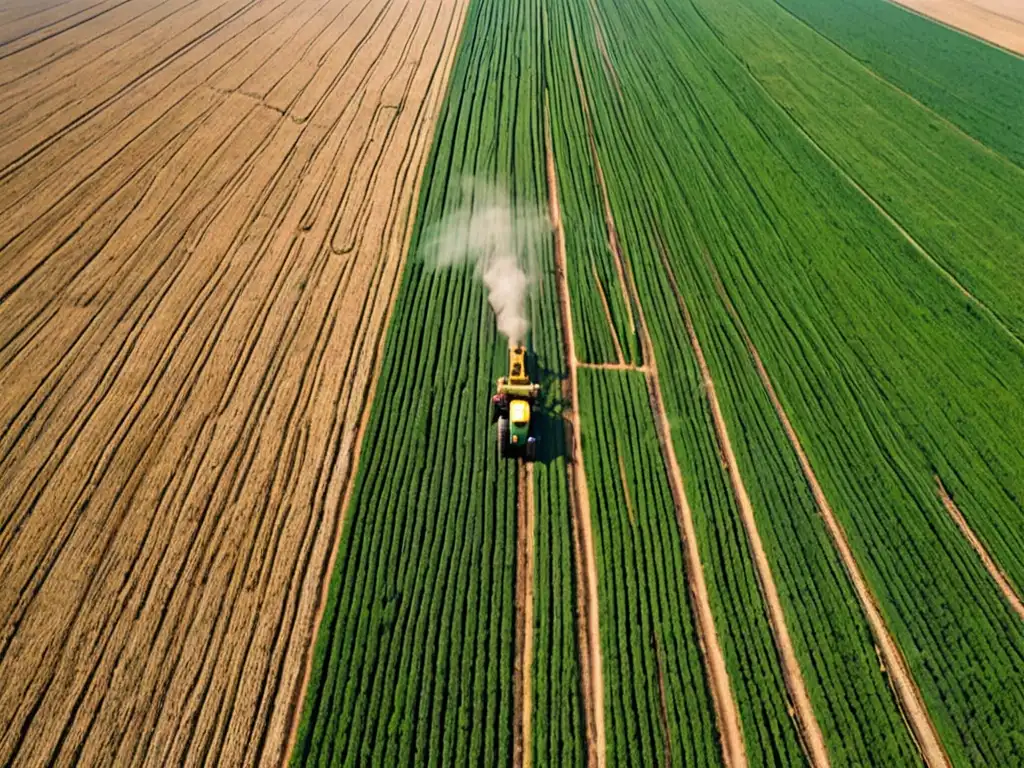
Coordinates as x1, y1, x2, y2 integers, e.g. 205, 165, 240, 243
290, 0, 1024, 764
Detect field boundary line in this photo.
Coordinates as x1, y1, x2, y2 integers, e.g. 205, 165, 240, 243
881, 0, 1024, 59
935, 477, 1024, 621
658, 245, 830, 768
545, 89, 605, 768
566, 26, 636, 347
771, 0, 1024, 149
276, 0, 473, 760
705, 256, 952, 768
763, 74, 1023, 351
621, 246, 746, 768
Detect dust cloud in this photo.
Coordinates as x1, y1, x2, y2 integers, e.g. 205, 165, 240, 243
421, 178, 549, 348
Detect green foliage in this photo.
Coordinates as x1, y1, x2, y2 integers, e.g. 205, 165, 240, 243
774, 0, 1024, 166
293, 0, 1024, 763
692, 0, 1024, 339
570, 0, 1024, 762
577, 369, 721, 767
288, 0, 588, 761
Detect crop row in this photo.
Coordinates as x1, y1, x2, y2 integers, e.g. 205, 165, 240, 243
692, 0, 1024, 340
774, 0, 1024, 166
568, 0, 1024, 762
576, 368, 720, 767
543, 0, 641, 365
288, 0, 585, 760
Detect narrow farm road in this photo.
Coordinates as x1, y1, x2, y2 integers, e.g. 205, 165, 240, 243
706, 260, 952, 768
936, 478, 1024, 621
515, 461, 537, 768
545, 93, 606, 768
660, 251, 830, 768
623, 256, 749, 768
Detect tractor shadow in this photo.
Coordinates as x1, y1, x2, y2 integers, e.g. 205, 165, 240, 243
529, 358, 572, 466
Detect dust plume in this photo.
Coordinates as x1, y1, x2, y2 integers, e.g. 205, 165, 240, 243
421, 178, 549, 348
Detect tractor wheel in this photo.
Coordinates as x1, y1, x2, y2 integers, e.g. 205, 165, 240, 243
497, 416, 510, 459
525, 437, 537, 461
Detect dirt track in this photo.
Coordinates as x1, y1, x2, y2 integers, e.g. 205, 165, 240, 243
514, 461, 536, 768
0, 0, 467, 763
545, 92, 605, 768
660, 252, 829, 767
705, 259, 951, 768
936, 478, 1024, 621
627, 250, 747, 768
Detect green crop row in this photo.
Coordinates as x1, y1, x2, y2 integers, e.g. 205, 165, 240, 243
691, 0, 1024, 340
288, 0, 587, 761
576, 368, 721, 767
773, 0, 1024, 166
561, 0, 1024, 762
543, 1, 641, 366
554, 0, 927, 762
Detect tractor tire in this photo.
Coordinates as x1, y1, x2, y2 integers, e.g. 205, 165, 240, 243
497, 416, 510, 459
525, 437, 537, 461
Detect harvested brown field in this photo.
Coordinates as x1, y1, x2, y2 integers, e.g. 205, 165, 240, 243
889, 0, 1024, 53
0, 0, 468, 762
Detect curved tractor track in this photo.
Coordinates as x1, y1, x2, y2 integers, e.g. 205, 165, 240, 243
0, 0, 469, 764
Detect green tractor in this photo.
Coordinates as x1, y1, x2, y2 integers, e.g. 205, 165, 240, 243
492, 345, 540, 460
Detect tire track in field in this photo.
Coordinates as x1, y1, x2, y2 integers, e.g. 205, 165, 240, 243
935, 477, 1024, 621
617, 244, 747, 768
564, 38, 747, 759
657, 246, 830, 768
545, 91, 605, 768
565, 25, 636, 354
0, 0, 469, 764
704, 257, 952, 768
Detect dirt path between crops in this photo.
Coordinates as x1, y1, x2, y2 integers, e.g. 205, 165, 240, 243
0, 0, 470, 764
622, 251, 748, 768
887, 0, 1024, 55
658, 249, 830, 767
584, 0, 624, 99
704, 258, 951, 768
514, 461, 537, 768
935, 477, 1024, 621
545, 92, 606, 768
592, 262, 626, 364
567, 28, 637, 348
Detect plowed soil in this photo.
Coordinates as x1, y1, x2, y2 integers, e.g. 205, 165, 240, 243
0, 0, 467, 763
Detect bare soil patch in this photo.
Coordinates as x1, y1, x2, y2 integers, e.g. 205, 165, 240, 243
0, 0, 468, 764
